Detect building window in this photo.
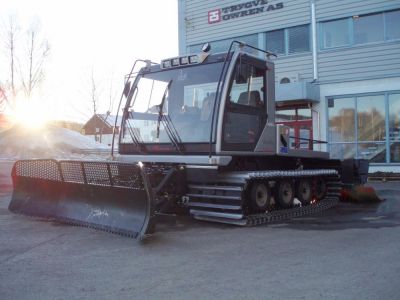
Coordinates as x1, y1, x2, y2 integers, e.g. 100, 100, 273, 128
328, 97, 355, 143
386, 10, 400, 40
188, 34, 258, 54
356, 95, 386, 163
389, 93, 400, 162
266, 25, 310, 55
288, 25, 310, 53
321, 18, 350, 48
320, 9, 400, 49
354, 13, 384, 44
266, 29, 285, 54
328, 92, 400, 164
356, 95, 385, 142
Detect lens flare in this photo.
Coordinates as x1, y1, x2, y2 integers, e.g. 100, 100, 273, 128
12, 97, 52, 129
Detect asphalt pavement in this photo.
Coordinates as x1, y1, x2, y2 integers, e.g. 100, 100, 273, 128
0, 160, 399, 300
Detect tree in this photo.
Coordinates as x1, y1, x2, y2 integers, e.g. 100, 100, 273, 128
20, 21, 50, 98
87, 67, 101, 116
0, 16, 50, 111
88, 67, 101, 141
0, 15, 19, 111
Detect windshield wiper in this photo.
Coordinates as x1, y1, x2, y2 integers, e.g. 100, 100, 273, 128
156, 80, 184, 154
156, 80, 172, 139
160, 114, 184, 154
125, 111, 146, 153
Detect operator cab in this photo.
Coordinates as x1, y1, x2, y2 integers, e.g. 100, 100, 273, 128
118, 43, 275, 156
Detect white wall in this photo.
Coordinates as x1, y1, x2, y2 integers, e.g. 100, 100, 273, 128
87, 134, 114, 146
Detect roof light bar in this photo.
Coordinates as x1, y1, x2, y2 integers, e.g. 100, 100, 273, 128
160, 51, 210, 69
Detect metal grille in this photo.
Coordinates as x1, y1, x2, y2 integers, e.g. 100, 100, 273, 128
13, 159, 145, 190
83, 162, 111, 186
60, 161, 85, 183
14, 160, 62, 181
110, 163, 144, 189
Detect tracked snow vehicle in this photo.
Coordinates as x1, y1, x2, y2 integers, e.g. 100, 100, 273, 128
9, 42, 369, 239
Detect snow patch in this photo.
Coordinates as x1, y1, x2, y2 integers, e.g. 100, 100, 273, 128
0, 124, 112, 160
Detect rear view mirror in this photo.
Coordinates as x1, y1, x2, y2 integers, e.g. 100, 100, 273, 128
123, 81, 131, 98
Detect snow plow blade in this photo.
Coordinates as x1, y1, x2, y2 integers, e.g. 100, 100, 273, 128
9, 159, 156, 240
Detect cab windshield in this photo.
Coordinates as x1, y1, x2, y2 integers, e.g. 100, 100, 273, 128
121, 62, 224, 145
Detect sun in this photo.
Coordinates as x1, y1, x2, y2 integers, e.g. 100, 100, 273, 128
12, 97, 52, 129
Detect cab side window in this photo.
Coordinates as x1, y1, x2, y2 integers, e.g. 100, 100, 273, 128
229, 64, 264, 108
223, 61, 267, 149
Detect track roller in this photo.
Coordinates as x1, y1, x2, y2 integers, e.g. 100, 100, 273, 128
250, 180, 271, 212
296, 179, 312, 205
275, 180, 294, 208
313, 177, 327, 200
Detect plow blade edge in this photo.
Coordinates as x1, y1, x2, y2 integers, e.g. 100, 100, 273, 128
9, 159, 155, 239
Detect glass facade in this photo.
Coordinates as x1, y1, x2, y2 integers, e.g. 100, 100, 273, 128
328, 97, 355, 142
389, 94, 400, 162
356, 95, 385, 142
328, 92, 400, 163
321, 9, 400, 49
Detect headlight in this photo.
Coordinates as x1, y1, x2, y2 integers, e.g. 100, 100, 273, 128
189, 55, 199, 64
162, 60, 171, 68
171, 58, 180, 66
180, 56, 189, 65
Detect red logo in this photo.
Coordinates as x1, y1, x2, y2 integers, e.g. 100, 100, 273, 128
208, 9, 221, 24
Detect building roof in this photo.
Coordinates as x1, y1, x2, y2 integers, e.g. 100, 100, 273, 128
81, 113, 122, 134
97, 114, 122, 128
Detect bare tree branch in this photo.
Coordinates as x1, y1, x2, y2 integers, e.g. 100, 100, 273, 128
90, 67, 99, 115
7, 16, 18, 97
20, 20, 50, 98
1, 16, 50, 109
1, 15, 20, 105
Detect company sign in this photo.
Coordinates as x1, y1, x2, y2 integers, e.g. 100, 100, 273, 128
208, 0, 284, 24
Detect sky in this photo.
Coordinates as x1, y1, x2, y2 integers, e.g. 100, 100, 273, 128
1, 0, 179, 123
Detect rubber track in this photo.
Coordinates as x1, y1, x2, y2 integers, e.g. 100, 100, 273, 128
192, 171, 342, 226
246, 197, 339, 226
246, 173, 341, 226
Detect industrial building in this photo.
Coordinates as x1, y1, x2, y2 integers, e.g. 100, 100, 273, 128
178, 0, 400, 172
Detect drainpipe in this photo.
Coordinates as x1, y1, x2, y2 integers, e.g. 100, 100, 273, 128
178, 0, 187, 55
311, 0, 318, 81
310, 0, 321, 149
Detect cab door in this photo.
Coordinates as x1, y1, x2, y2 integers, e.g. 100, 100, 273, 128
222, 57, 267, 151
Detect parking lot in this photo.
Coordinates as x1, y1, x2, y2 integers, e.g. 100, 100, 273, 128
1, 160, 399, 300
